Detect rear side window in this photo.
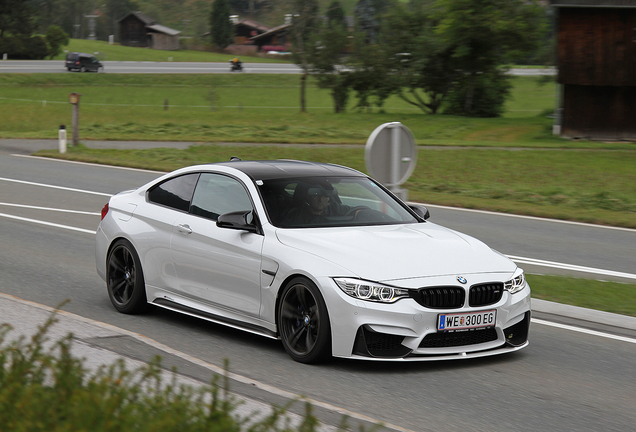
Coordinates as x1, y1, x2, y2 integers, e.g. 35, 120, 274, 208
190, 173, 253, 220
148, 173, 199, 212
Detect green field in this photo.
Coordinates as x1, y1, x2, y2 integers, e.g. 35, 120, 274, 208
1, 73, 634, 228
0, 73, 620, 147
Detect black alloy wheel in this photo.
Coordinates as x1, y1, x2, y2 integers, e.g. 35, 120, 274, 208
106, 239, 148, 314
278, 277, 331, 363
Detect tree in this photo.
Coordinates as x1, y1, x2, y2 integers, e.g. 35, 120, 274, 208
435, 0, 546, 115
326, 0, 346, 29
347, 33, 396, 112
0, 0, 35, 38
210, 0, 233, 49
288, 0, 319, 113
308, 17, 351, 113
45, 25, 69, 59
353, 0, 390, 44
0, 0, 50, 59
379, 1, 457, 114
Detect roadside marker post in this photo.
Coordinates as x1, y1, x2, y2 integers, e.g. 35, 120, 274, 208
68, 92, 81, 146
58, 125, 67, 154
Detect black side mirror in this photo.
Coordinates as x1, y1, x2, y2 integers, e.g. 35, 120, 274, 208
409, 204, 430, 221
217, 210, 260, 234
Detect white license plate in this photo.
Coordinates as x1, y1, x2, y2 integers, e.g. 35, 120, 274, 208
437, 310, 496, 332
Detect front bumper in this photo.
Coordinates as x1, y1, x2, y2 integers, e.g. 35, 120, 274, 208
322, 277, 531, 361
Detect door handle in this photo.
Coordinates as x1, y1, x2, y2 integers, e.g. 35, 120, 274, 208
177, 224, 192, 234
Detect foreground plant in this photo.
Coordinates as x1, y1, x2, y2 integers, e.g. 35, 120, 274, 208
0, 307, 364, 432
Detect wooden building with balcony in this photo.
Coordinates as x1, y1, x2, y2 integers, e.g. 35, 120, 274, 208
552, 0, 636, 140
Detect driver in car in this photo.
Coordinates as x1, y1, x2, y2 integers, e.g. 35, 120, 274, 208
283, 182, 356, 226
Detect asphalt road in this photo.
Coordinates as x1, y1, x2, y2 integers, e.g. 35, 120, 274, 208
1, 139, 635, 432
0, 59, 557, 75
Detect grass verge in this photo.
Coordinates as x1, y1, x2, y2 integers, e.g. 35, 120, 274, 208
528, 275, 636, 317
33, 143, 636, 229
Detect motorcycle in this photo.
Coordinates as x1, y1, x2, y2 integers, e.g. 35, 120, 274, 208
230, 59, 243, 72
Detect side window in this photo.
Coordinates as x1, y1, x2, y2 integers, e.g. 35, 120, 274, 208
147, 173, 199, 212
190, 173, 253, 221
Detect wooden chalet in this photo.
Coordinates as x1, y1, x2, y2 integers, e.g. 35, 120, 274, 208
250, 24, 290, 52
118, 11, 181, 51
233, 19, 270, 45
552, 0, 636, 140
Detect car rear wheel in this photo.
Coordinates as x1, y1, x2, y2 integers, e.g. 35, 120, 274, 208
278, 277, 331, 363
106, 239, 148, 314
80, 66, 86, 72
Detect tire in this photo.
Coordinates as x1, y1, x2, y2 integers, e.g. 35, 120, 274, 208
80, 66, 86, 72
106, 239, 148, 314
278, 277, 331, 363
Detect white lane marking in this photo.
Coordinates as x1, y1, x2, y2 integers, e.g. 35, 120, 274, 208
532, 318, 636, 344
12, 154, 164, 174
423, 203, 636, 233
0, 212, 96, 234
508, 255, 636, 281
0, 202, 100, 216
0, 176, 112, 197
4, 160, 633, 281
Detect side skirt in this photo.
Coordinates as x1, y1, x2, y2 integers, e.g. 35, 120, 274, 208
153, 298, 278, 340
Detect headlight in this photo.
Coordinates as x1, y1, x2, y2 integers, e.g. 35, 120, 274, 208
333, 278, 410, 303
504, 270, 526, 294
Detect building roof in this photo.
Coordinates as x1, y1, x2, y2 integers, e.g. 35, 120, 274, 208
117, 11, 181, 36
551, 0, 636, 7
147, 24, 181, 36
118, 11, 156, 24
235, 19, 270, 33
250, 24, 290, 41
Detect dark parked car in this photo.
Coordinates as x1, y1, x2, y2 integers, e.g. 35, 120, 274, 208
65, 52, 103, 72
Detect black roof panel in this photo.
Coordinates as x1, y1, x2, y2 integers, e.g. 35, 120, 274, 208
212, 159, 365, 180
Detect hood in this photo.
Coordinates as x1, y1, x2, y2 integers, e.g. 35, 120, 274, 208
275, 222, 516, 283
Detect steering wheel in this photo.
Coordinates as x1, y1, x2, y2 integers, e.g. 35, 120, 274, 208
346, 206, 395, 223
345, 206, 369, 219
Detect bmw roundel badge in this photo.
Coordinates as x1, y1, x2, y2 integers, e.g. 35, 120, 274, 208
457, 276, 467, 284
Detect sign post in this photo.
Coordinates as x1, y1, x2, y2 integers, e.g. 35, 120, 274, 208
68, 92, 81, 146
364, 122, 417, 201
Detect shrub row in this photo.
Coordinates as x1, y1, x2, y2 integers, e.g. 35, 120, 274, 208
0, 311, 362, 432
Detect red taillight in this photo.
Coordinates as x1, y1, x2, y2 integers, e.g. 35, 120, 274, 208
101, 203, 109, 220
75, 60, 80, 65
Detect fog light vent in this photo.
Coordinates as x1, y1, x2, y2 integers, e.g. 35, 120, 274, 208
353, 326, 411, 358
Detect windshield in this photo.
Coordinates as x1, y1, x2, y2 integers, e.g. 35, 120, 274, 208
258, 176, 419, 228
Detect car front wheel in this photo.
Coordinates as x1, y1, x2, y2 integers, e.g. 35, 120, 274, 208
278, 277, 331, 363
106, 239, 148, 314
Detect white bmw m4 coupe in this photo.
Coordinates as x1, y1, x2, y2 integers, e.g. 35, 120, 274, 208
96, 159, 531, 363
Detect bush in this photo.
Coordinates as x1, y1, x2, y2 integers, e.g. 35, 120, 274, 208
0, 35, 48, 59
45, 25, 70, 60
444, 70, 513, 117
0, 309, 367, 432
